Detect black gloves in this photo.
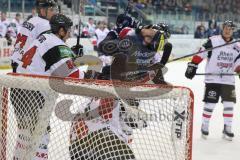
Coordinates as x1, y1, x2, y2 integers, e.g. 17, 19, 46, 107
116, 14, 141, 31
185, 62, 198, 79
71, 44, 83, 57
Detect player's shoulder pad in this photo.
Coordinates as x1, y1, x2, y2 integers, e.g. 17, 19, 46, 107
119, 27, 135, 39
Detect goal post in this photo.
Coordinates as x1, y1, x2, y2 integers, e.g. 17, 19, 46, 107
0, 73, 194, 160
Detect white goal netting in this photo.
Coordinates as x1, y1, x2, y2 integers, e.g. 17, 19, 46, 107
0, 74, 193, 160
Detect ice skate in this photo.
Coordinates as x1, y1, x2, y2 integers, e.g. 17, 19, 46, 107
222, 125, 234, 141
201, 124, 209, 139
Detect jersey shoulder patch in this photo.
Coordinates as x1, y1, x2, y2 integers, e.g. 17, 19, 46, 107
58, 45, 75, 59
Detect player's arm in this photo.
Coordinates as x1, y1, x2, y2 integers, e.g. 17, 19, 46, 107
185, 39, 212, 79
234, 52, 240, 79
42, 45, 84, 78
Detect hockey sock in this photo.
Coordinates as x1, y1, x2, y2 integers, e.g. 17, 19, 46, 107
202, 103, 216, 131
34, 128, 50, 160
222, 101, 234, 127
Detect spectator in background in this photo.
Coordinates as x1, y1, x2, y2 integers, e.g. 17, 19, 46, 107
1, 11, 9, 27
0, 11, 8, 38
95, 20, 111, 66
11, 13, 22, 34
95, 21, 109, 47
194, 25, 206, 39
87, 17, 96, 37
0, 19, 7, 38
205, 19, 221, 37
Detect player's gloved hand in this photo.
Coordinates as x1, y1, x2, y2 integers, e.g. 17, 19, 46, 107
97, 66, 111, 80
147, 63, 167, 84
116, 14, 141, 30
71, 44, 83, 57
152, 68, 167, 84
185, 62, 198, 79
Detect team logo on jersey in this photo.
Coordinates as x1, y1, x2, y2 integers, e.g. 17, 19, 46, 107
208, 90, 217, 98
59, 46, 74, 58
119, 39, 133, 51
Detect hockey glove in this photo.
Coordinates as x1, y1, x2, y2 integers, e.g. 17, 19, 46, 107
71, 44, 83, 57
148, 63, 167, 84
152, 68, 167, 84
116, 14, 141, 31
97, 66, 111, 80
185, 62, 198, 79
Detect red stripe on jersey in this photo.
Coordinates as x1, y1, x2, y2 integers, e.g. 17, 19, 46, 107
119, 27, 132, 39
202, 113, 211, 118
223, 114, 233, 117
192, 55, 203, 64
68, 70, 79, 78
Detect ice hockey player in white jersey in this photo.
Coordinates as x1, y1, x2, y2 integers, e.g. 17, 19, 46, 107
11, 0, 59, 73
185, 20, 240, 140
10, 14, 85, 160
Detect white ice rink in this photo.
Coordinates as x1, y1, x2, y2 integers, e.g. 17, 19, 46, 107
1, 61, 239, 160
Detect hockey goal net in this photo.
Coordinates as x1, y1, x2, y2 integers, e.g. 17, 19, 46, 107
0, 73, 193, 160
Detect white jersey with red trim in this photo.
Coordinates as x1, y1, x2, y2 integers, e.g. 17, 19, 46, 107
197, 35, 240, 85
11, 16, 50, 64
17, 33, 81, 78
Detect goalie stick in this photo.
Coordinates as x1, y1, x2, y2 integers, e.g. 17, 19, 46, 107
168, 39, 240, 63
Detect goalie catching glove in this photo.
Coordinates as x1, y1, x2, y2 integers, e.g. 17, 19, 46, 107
185, 62, 198, 79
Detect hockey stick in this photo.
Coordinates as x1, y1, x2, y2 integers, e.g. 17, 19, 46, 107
168, 39, 240, 63
124, 0, 132, 15
196, 73, 240, 76
75, 19, 82, 55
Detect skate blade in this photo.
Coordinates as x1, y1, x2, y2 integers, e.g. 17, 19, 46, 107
201, 134, 208, 140
222, 134, 233, 141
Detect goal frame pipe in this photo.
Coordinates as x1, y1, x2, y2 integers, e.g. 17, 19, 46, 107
0, 87, 9, 160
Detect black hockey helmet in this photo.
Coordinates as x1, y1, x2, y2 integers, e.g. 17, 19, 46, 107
152, 23, 171, 38
50, 14, 73, 34
223, 20, 236, 29
36, 0, 58, 8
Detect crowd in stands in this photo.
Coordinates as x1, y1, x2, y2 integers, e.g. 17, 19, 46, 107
131, 0, 192, 13
194, 19, 221, 38
203, 0, 240, 15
